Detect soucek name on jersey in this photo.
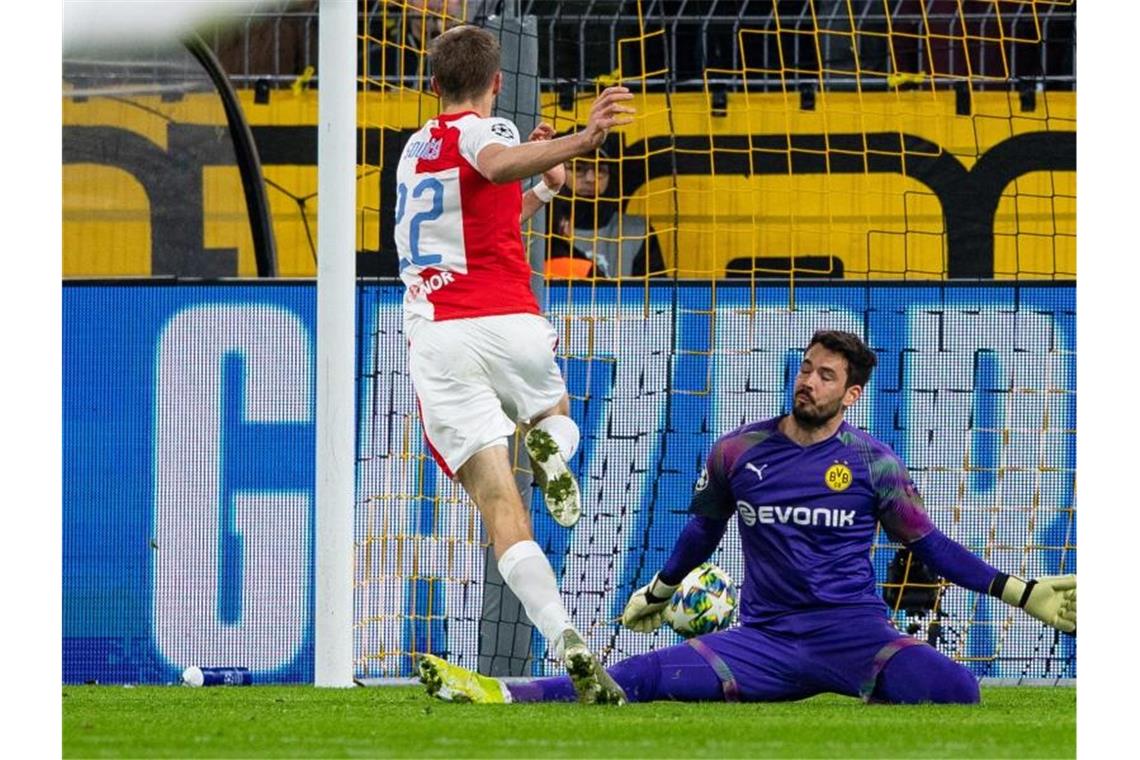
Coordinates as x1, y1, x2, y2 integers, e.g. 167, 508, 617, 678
394, 111, 539, 325
691, 417, 937, 624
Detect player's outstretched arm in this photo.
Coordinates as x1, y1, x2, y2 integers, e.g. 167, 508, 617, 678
992, 573, 1077, 633
477, 86, 635, 184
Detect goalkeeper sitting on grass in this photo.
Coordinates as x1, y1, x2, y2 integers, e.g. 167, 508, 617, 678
419, 330, 1076, 705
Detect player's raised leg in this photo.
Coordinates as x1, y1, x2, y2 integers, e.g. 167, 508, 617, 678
457, 445, 625, 705
523, 395, 582, 528
478, 313, 582, 529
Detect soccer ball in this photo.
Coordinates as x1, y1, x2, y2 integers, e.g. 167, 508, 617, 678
666, 562, 738, 638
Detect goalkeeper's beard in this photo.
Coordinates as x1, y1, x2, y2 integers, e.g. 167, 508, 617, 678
791, 392, 845, 429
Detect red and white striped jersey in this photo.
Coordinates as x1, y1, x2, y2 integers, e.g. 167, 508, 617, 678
394, 111, 539, 324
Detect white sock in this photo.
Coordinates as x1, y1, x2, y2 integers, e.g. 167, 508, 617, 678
534, 415, 580, 459
497, 540, 574, 647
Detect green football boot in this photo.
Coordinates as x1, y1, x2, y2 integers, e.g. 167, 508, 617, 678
418, 655, 509, 704
525, 427, 582, 528
558, 629, 627, 705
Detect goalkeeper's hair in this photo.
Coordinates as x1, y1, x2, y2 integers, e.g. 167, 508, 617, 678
807, 330, 878, 389
428, 25, 500, 105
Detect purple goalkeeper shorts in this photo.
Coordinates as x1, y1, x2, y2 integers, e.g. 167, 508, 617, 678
673, 609, 928, 702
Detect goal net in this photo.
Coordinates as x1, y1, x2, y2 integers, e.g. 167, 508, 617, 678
353, 0, 1075, 682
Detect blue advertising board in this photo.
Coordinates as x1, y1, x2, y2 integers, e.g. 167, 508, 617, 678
63, 282, 1075, 683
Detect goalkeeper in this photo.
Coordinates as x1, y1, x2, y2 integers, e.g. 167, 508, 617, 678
419, 330, 1076, 705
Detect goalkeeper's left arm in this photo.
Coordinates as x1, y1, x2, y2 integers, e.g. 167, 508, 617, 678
620, 514, 729, 632
989, 571, 1076, 634
877, 458, 1076, 634
906, 528, 1077, 634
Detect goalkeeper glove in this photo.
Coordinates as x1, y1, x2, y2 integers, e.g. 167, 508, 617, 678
993, 573, 1076, 634
620, 574, 680, 633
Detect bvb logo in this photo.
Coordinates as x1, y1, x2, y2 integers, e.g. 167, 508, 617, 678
824, 462, 853, 492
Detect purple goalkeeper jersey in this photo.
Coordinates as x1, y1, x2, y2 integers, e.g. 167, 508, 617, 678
690, 417, 937, 624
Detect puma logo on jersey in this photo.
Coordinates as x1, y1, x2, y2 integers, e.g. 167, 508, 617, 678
745, 462, 769, 481
405, 137, 443, 160
735, 500, 856, 528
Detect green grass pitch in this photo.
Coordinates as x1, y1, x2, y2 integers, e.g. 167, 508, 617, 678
63, 684, 1074, 758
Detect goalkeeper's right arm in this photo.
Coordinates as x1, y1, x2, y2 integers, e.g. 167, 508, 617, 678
620, 514, 729, 632
621, 575, 682, 632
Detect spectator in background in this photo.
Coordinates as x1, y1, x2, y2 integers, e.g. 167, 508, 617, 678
549, 137, 666, 278
544, 202, 600, 280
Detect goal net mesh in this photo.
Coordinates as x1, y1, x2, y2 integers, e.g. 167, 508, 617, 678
353, 0, 1075, 682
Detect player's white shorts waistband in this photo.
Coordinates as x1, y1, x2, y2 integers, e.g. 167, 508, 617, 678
406, 312, 566, 477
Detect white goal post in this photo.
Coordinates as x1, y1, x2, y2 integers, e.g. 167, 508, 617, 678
314, 0, 357, 688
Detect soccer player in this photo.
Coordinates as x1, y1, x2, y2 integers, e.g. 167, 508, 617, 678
418, 330, 1077, 705
395, 25, 635, 704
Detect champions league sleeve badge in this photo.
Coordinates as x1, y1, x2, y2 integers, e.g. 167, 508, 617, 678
490, 121, 517, 140
694, 467, 709, 492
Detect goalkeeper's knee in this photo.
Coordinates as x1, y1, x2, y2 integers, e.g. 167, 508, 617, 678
873, 645, 980, 705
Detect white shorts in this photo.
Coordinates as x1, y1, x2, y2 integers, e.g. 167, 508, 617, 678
406, 312, 566, 477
